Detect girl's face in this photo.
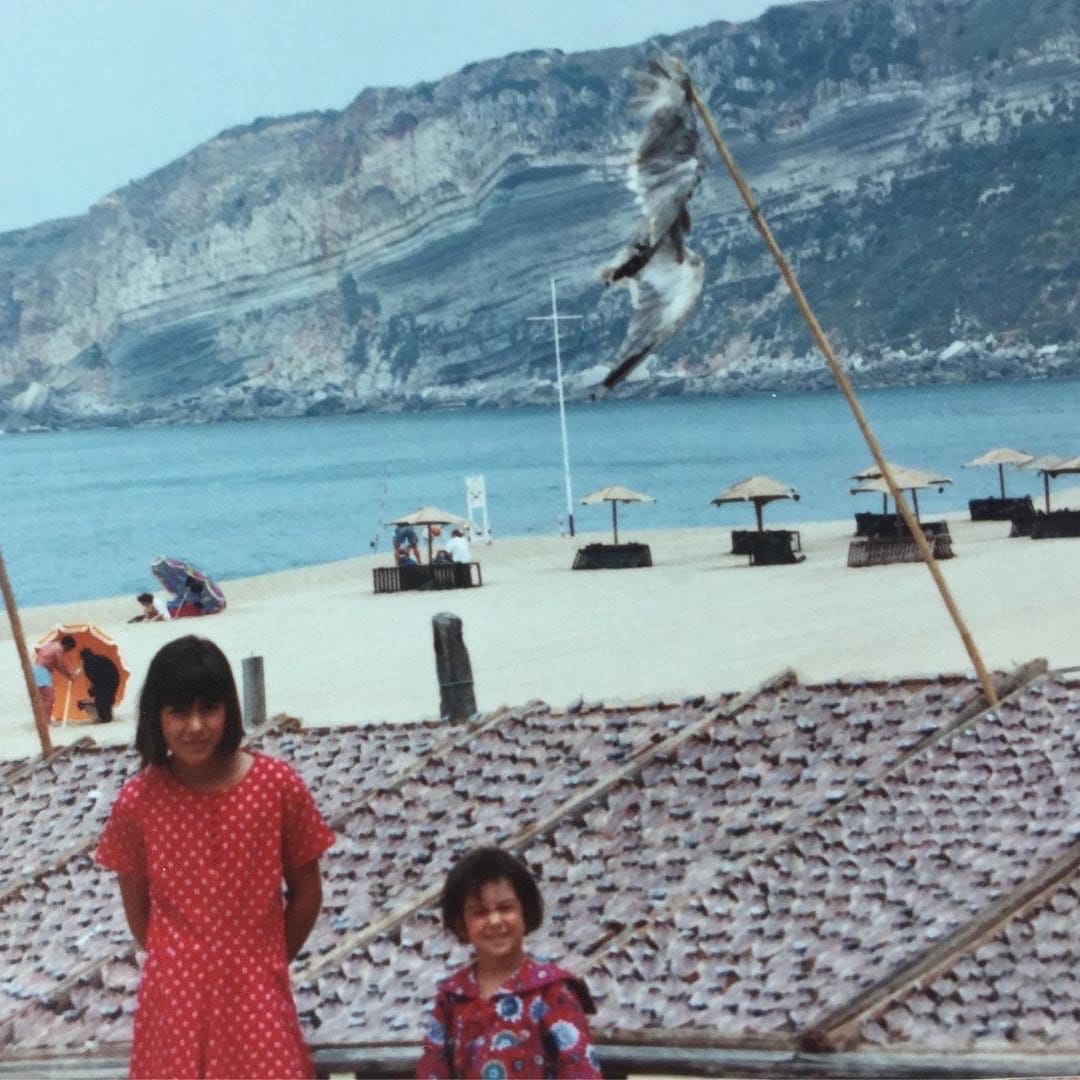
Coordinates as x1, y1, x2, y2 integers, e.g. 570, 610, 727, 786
161, 700, 227, 772
462, 877, 527, 971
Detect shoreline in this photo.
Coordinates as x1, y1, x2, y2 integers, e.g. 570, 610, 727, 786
2, 514, 1078, 762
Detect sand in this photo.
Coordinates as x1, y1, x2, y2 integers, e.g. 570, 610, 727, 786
1, 513, 1076, 761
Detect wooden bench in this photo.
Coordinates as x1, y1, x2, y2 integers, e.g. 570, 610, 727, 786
847, 534, 954, 567
731, 528, 802, 557
1031, 509, 1080, 540
431, 561, 483, 588
572, 543, 653, 570
372, 562, 482, 593
854, 513, 950, 541
744, 531, 806, 566
970, 495, 1034, 522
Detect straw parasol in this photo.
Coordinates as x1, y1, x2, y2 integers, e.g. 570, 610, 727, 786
579, 485, 654, 544
850, 465, 951, 521
1025, 454, 1080, 512
711, 475, 800, 532
963, 447, 1034, 498
389, 506, 471, 562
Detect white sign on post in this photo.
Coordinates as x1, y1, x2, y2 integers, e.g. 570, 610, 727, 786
465, 475, 492, 542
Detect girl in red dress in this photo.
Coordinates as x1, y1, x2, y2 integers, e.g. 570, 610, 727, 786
96, 635, 334, 1079
416, 847, 602, 1079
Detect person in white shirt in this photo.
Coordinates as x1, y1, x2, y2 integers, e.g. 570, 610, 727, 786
446, 529, 471, 563
132, 592, 172, 622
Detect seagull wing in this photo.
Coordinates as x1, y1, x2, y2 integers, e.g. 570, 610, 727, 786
601, 238, 705, 392
596, 52, 707, 393
627, 57, 703, 243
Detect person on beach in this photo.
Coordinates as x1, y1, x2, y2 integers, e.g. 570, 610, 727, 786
446, 529, 471, 564
78, 647, 120, 723
394, 525, 422, 565
129, 592, 171, 622
416, 846, 601, 1079
95, 635, 334, 1079
32, 634, 78, 726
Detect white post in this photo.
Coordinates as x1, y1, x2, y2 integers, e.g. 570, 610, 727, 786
465, 475, 491, 542
528, 278, 582, 536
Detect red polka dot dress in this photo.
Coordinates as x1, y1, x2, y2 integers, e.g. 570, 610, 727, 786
96, 753, 334, 1079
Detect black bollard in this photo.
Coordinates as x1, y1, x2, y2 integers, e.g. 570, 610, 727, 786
432, 612, 476, 722
242, 655, 266, 730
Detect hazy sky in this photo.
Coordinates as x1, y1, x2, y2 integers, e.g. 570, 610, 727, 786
0, 0, 807, 234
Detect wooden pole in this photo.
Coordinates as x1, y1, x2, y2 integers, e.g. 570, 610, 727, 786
688, 84, 999, 706
432, 612, 476, 722
0, 547, 53, 756
242, 655, 266, 729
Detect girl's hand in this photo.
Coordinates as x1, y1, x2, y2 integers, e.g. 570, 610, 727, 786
283, 858, 323, 962
118, 874, 151, 949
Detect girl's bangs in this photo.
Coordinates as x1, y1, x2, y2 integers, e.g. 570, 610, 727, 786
156, 649, 232, 708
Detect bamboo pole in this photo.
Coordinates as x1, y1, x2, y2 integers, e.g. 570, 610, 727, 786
0, 547, 54, 756
688, 84, 999, 706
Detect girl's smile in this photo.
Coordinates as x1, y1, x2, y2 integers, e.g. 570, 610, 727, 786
462, 878, 527, 980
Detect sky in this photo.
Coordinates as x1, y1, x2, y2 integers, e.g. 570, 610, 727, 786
0, 0, 810, 234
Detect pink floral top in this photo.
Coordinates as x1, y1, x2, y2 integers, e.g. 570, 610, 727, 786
96, 753, 334, 1079
416, 956, 602, 1079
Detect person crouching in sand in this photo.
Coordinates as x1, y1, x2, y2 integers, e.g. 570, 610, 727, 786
416, 846, 601, 1078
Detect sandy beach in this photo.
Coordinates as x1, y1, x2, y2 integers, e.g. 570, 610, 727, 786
1, 512, 1076, 761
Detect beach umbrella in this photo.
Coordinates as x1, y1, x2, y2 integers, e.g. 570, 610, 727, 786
963, 447, 1034, 498
150, 556, 226, 615
36, 623, 130, 724
850, 465, 952, 521
389, 506, 471, 562
579, 485, 654, 544
849, 461, 927, 512
1026, 454, 1080, 512
711, 475, 799, 532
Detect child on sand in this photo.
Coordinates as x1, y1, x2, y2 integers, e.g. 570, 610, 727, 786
129, 592, 172, 622
95, 636, 334, 1079
416, 846, 601, 1079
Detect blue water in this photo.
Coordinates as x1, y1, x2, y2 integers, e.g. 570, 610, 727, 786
3, 379, 1078, 606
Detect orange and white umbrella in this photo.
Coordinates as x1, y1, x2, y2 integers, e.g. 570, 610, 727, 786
35, 623, 130, 724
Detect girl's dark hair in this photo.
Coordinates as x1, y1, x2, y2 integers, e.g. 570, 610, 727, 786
135, 636, 243, 767
440, 846, 543, 941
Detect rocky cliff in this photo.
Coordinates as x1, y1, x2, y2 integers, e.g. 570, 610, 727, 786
2, 0, 1079, 429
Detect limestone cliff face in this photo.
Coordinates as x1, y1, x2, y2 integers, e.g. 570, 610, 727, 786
2, 0, 1080, 429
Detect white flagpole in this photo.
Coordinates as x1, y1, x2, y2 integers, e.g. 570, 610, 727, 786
528, 278, 582, 536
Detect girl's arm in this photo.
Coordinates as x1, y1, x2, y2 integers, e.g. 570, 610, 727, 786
541, 981, 603, 1079
117, 874, 150, 949
283, 857, 323, 962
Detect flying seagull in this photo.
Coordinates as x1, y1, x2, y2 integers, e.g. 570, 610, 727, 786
597, 54, 706, 393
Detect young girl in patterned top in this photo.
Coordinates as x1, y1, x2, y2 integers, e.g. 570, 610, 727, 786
96, 635, 334, 1079
416, 846, 602, 1079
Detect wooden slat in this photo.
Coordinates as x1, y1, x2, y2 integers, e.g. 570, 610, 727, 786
295, 670, 797, 981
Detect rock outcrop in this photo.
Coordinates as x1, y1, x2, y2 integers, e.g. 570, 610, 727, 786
2, 0, 1079, 429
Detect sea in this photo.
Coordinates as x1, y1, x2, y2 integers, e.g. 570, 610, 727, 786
3, 378, 1078, 607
